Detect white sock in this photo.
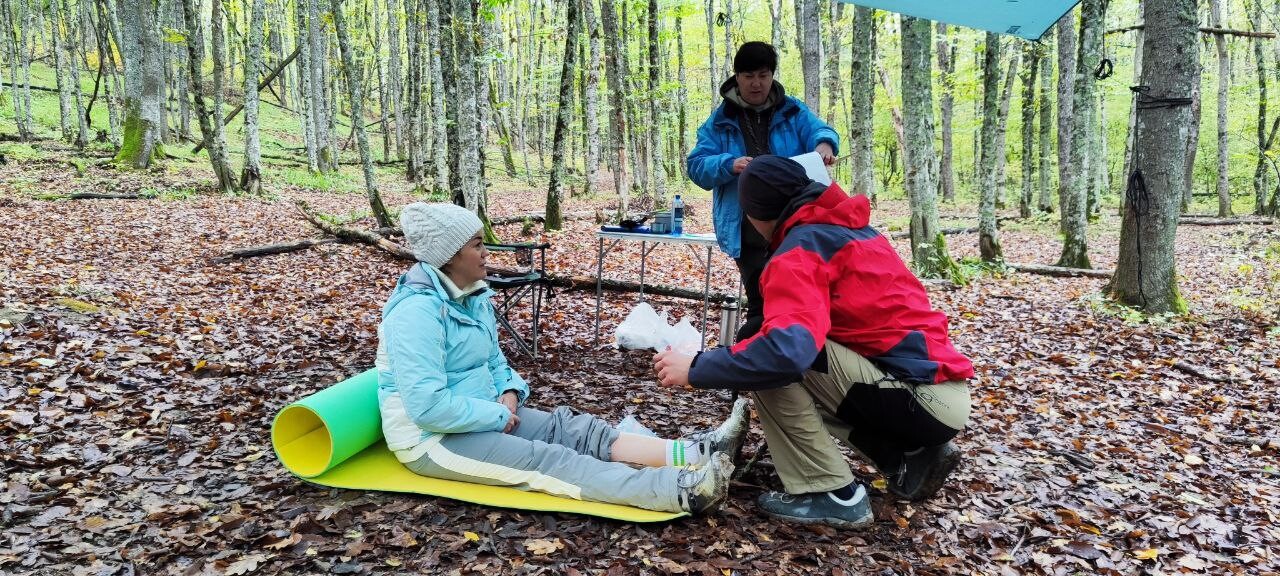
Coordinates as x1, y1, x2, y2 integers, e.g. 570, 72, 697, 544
665, 440, 706, 467
827, 485, 867, 507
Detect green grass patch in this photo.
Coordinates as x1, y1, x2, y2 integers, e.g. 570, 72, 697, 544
0, 142, 46, 161
138, 186, 200, 201
279, 165, 363, 193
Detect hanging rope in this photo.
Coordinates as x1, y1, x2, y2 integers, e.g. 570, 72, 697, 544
1124, 170, 1151, 308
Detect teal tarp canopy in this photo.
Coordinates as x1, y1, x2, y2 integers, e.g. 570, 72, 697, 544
836, 0, 1080, 41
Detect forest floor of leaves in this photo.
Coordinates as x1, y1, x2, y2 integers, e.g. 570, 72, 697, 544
2, 144, 1279, 575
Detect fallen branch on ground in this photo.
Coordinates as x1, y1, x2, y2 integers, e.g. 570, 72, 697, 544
1224, 436, 1280, 450
294, 200, 416, 261
1171, 360, 1235, 382
1007, 263, 1113, 279
491, 211, 599, 225
888, 226, 978, 240
1178, 217, 1275, 226
218, 238, 340, 261
488, 266, 736, 302
54, 192, 143, 200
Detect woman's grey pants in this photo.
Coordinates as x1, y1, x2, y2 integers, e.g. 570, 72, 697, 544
405, 406, 684, 512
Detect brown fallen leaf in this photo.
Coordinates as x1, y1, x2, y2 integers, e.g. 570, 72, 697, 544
525, 538, 564, 556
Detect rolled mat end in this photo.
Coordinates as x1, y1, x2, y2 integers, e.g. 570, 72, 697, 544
273, 404, 334, 478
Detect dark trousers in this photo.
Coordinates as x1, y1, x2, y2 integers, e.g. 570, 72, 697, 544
733, 217, 771, 341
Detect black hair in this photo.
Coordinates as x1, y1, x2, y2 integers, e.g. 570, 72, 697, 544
733, 41, 778, 74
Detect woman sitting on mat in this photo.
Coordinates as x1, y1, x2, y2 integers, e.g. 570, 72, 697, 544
375, 202, 746, 514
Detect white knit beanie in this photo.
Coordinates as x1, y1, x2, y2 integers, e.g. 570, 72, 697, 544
400, 202, 483, 268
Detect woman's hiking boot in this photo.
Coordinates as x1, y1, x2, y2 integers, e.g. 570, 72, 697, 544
685, 398, 750, 463
676, 452, 734, 514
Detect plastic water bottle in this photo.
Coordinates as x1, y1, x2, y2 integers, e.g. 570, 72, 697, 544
672, 194, 684, 236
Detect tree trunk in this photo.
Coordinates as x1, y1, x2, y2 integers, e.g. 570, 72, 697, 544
600, 0, 629, 212
294, 0, 319, 171
584, 0, 603, 193
1038, 30, 1054, 213
978, 32, 1004, 262
172, 0, 193, 142
1056, 9, 1077, 227
307, 0, 335, 171
268, 0, 287, 108
1183, 27, 1204, 212
993, 48, 1019, 210
1057, 0, 1101, 269
936, 22, 955, 203
179, 0, 236, 193
675, 9, 688, 182
115, 0, 166, 168
1106, 0, 1197, 314
1212, 0, 1234, 217
52, 0, 74, 142
850, 6, 875, 200
12, 0, 34, 140
451, 0, 482, 213
241, 0, 266, 195
901, 15, 955, 279
332, 0, 391, 226
647, 0, 665, 199
721, 0, 733, 85
546, 0, 581, 231
425, 0, 450, 195
623, 2, 646, 199
705, 0, 717, 95
473, 3, 493, 197
94, 0, 122, 145
0, 1, 21, 139
1020, 42, 1041, 219
385, 0, 404, 160
770, 0, 782, 50
58, 0, 89, 147
1254, 0, 1271, 215
799, 0, 821, 113
823, 1, 842, 127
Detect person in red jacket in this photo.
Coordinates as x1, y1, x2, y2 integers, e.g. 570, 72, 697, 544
653, 155, 973, 529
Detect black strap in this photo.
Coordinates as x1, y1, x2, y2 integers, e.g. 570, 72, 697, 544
1131, 85, 1194, 109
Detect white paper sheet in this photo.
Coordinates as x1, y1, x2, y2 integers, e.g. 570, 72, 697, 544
789, 151, 832, 186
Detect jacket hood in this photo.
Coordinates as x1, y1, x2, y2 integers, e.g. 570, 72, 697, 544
773, 183, 872, 249
719, 77, 787, 114
401, 263, 491, 303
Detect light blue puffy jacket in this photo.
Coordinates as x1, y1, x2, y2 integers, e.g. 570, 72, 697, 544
375, 264, 529, 460
686, 91, 839, 258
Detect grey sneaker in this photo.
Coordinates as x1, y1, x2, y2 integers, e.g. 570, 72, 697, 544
685, 398, 750, 462
676, 452, 734, 514
757, 485, 874, 529
886, 441, 961, 501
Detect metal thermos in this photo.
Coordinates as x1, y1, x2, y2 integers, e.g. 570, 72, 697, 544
718, 298, 740, 346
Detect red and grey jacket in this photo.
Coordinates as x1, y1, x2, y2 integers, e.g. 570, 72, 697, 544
689, 183, 974, 390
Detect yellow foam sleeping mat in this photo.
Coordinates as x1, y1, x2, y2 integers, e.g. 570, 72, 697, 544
271, 369, 685, 522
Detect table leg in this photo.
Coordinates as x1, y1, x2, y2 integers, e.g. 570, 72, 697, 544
701, 245, 712, 351
593, 237, 605, 346
638, 240, 646, 302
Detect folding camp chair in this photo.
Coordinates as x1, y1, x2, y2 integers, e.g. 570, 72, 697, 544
484, 242, 553, 358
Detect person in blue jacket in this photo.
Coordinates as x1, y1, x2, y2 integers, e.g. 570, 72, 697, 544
376, 202, 747, 515
687, 41, 839, 341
